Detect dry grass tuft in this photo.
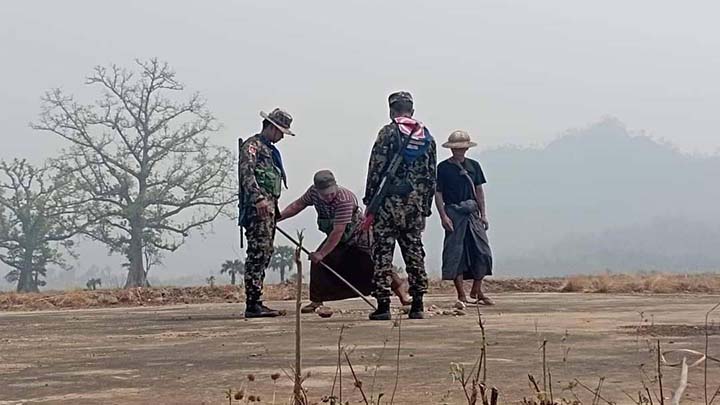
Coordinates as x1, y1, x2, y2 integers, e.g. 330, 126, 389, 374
557, 272, 720, 294
589, 273, 614, 293
560, 276, 586, 292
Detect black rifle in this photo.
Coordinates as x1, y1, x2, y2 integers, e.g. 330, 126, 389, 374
237, 137, 245, 248
361, 123, 413, 230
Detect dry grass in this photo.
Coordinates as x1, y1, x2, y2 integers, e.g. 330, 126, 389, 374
0, 284, 296, 311
560, 277, 586, 293
556, 272, 720, 294
2, 273, 720, 311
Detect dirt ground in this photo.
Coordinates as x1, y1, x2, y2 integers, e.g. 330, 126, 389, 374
1, 293, 720, 404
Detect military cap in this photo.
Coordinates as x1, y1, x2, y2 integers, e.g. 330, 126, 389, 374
388, 91, 414, 107
260, 108, 295, 136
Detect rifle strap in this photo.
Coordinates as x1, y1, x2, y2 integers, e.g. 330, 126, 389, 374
383, 121, 414, 177
450, 158, 480, 202
363, 122, 417, 221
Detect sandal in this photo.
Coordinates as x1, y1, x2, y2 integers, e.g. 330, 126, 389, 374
301, 302, 322, 313
454, 300, 467, 310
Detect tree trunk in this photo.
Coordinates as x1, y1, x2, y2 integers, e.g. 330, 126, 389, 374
124, 224, 148, 288
17, 249, 39, 293
231, 272, 236, 285
280, 267, 286, 283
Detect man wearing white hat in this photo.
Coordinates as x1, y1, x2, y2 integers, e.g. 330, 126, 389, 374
238, 108, 294, 318
435, 130, 494, 307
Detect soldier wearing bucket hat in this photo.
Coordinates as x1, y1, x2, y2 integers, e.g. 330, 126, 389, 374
238, 107, 294, 318
260, 108, 295, 136
435, 130, 494, 308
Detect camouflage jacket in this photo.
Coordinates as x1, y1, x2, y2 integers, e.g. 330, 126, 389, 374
238, 134, 283, 211
363, 122, 437, 216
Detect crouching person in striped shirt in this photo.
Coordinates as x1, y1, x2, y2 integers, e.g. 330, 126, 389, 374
278, 170, 411, 313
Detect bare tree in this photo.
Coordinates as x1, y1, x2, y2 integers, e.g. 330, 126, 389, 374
33, 59, 236, 288
0, 159, 87, 292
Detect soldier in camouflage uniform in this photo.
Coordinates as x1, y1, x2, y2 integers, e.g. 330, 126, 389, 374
238, 108, 294, 318
363, 91, 437, 320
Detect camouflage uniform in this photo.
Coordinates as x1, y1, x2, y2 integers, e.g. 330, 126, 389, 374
239, 134, 283, 303
363, 119, 437, 299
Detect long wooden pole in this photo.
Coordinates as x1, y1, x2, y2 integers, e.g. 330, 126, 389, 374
276, 226, 376, 310
294, 232, 303, 404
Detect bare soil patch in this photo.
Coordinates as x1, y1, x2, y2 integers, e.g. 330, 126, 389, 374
1, 293, 719, 404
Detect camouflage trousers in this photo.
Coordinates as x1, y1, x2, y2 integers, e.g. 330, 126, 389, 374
371, 202, 428, 299
243, 211, 277, 303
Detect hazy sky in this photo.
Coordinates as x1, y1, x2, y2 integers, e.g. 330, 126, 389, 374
1, 1, 719, 282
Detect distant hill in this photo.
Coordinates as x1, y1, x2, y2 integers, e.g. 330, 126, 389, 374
448, 118, 720, 276
500, 217, 720, 275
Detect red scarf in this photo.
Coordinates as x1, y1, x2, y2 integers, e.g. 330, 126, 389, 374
394, 116, 426, 139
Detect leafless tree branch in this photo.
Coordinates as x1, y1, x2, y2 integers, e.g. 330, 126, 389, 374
33, 59, 237, 287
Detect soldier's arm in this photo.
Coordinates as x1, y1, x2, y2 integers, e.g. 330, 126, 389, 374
362, 126, 392, 206
424, 139, 438, 216
239, 141, 264, 204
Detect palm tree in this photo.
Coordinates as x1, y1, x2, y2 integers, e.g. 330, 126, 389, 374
220, 259, 245, 285
270, 245, 295, 283
86, 278, 102, 290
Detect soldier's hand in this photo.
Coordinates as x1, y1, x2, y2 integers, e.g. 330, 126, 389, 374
441, 215, 454, 232
255, 199, 272, 218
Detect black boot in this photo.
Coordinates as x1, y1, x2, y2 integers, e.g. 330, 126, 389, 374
369, 298, 391, 321
408, 294, 424, 319
245, 301, 281, 318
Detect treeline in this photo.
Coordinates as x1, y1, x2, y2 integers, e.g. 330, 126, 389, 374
0, 59, 236, 292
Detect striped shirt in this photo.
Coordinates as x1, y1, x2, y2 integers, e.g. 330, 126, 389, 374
300, 185, 371, 251
300, 185, 357, 225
